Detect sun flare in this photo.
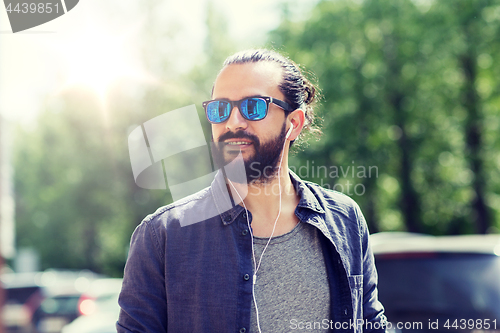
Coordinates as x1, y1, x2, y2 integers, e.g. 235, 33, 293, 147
57, 24, 153, 102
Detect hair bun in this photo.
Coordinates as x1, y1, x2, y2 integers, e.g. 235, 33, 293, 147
304, 84, 316, 105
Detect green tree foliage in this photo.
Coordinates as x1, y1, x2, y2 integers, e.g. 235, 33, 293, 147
13, 84, 191, 276
15, 90, 128, 275
270, 0, 500, 234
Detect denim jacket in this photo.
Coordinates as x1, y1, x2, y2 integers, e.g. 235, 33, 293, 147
117, 171, 387, 333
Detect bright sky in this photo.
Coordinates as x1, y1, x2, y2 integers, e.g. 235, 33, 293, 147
0, 0, 318, 125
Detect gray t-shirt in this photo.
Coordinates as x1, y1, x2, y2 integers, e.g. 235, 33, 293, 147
250, 222, 331, 332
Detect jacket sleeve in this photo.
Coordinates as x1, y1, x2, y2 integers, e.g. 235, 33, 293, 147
117, 220, 168, 332
357, 206, 388, 333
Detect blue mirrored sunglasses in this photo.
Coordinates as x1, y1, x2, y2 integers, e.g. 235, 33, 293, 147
202, 96, 293, 124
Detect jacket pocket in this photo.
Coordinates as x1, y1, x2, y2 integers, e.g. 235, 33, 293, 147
348, 275, 363, 333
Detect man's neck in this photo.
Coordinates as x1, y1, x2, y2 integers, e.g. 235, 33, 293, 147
227, 166, 300, 237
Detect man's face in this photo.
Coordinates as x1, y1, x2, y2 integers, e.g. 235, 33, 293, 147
211, 62, 288, 184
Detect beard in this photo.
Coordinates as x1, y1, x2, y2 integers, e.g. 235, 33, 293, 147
211, 122, 287, 184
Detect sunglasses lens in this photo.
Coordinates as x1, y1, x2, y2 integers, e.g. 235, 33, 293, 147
241, 98, 267, 120
206, 101, 230, 123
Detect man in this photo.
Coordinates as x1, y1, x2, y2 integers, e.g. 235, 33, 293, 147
117, 49, 387, 333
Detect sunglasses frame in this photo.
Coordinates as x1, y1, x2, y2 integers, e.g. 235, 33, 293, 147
202, 96, 294, 124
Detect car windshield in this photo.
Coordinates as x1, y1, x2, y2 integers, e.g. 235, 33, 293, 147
41, 295, 81, 315
5, 286, 41, 304
376, 253, 500, 322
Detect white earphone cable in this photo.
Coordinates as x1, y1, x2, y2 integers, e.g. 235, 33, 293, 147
227, 126, 290, 333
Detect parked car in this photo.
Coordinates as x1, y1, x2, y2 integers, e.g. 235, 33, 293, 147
60, 278, 122, 333
1, 270, 102, 333
1, 273, 44, 333
35, 270, 102, 333
371, 232, 500, 332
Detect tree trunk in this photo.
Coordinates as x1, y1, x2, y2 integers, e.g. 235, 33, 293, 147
461, 52, 490, 233
384, 36, 422, 233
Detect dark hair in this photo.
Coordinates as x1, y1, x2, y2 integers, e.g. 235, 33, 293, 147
221, 49, 322, 148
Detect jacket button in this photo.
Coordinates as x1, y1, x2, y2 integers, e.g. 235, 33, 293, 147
242, 212, 247, 219
224, 215, 231, 222
243, 274, 250, 281
239, 328, 246, 333
242, 230, 248, 236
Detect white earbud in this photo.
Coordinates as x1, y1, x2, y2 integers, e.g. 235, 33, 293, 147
286, 126, 293, 139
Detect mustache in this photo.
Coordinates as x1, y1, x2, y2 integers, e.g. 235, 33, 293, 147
216, 130, 260, 146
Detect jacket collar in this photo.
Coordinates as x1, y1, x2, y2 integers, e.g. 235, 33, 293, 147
289, 170, 325, 215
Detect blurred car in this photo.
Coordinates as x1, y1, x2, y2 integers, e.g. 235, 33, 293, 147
61, 278, 122, 333
35, 270, 102, 333
1, 273, 44, 333
36, 292, 81, 333
1, 270, 102, 333
371, 232, 500, 332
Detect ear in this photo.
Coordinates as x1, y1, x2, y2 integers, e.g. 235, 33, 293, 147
286, 108, 305, 141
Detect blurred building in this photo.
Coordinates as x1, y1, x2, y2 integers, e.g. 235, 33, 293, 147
1, 114, 15, 263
